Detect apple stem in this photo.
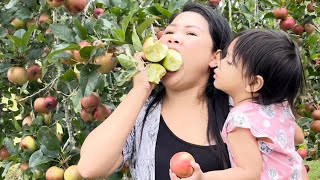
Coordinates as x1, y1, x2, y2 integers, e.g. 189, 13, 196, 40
62, 100, 76, 151
18, 77, 58, 102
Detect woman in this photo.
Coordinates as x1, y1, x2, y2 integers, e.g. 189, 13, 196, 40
78, 3, 232, 179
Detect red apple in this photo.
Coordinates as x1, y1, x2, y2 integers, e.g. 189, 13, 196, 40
19, 163, 29, 172
93, 8, 104, 19
94, 104, 111, 121
22, 116, 33, 126
81, 93, 101, 112
27, 64, 42, 81
273, 8, 288, 19
279, 17, 295, 31
291, 25, 304, 36
0, 148, 11, 160
64, 0, 87, 14
80, 109, 95, 122
44, 97, 58, 111
39, 13, 52, 24
7, 67, 28, 86
297, 149, 308, 159
310, 120, 320, 133
170, 152, 195, 178
34, 97, 49, 113
209, 0, 221, 7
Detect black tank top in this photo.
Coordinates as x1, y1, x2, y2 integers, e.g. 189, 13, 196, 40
155, 115, 230, 180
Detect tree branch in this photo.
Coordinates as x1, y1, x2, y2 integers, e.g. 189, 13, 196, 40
62, 100, 76, 151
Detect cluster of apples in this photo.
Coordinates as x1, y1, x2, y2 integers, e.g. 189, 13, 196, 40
273, 2, 316, 36
310, 108, 320, 133
7, 64, 42, 86
80, 93, 112, 122
46, 165, 82, 180
142, 37, 183, 84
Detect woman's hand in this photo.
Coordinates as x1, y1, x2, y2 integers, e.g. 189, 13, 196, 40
169, 161, 205, 180
132, 52, 155, 94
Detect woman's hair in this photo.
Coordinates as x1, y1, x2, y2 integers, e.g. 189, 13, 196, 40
231, 29, 305, 107
140, 3, 232, 168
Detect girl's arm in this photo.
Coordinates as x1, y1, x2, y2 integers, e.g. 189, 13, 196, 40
202, 128, 262, 180
294, 122, 304, 145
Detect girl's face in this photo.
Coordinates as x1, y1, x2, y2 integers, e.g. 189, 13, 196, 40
159, 11, 219, 91
213, 40, 248, 98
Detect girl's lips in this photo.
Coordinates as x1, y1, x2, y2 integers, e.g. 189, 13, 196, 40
213, 73, 218, 79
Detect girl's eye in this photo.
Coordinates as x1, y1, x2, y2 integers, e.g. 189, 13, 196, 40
187, 32, 197, 36
165, 31, 173, 34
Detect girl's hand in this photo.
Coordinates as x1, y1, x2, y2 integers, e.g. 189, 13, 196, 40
132, 52, 155, 94
169, 161, 204, 180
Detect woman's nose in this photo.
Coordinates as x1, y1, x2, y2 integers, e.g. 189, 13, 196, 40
167, 34, 182, 45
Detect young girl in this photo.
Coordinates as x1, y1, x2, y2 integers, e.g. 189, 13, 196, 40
170, 29, 308, 179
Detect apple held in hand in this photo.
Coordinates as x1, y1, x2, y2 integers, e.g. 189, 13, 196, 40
170, 152, 195, 178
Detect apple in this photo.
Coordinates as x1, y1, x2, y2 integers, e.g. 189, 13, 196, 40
307, 2, 314, 12
291, 25, 304, 36
146, 63, 167, 84
162, 49, 183, 72
80, 109, 95, 122
64, 0, 87, 14
20, 136, 37, 152
93, 39, 104, 48
0, 148, 11, 160
44, 112, 52, 125
170, 152, 195, 178
11, 18, 25, 29
39, 13, 52, 24
273, 8, 288, 19
209, 0, 221, 7
19, 163, 29, 172
81, 93, 100, 112
73, 41, 91, 63
94, 104, 111, 121
7, 67, 28, 86
22, 116, 33, 126
143, 37, 169, 62
26, 19, 37, 28
93, 8, 104, 18
94, 52, 117, 74
311, 110, 320, 120
44, 97, 58, 111
279, 17, 295, 31
46, 166, 65, 180
297, 149, 308, 159
34, 97, 49, 113
310, 120, 320, 133
64, 165, 83, 180
46, 0, 65, 8
304, 24, 316, 34
27, 64, 42, 81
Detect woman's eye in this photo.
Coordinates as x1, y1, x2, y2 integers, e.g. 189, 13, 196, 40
187, 32, 197, 36
165, 31, 173, 34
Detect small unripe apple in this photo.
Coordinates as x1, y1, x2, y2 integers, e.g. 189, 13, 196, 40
94, 52, 117, 74
93, 40, 104, 48
27, 64, 42, 81
19, 163, 29, 172
64, 165, 83, 180
39, 13, 52, 24
297, 149, 308, 159
170, 152, 195, 178
307, 2, 315, 12
26, 19, 37, 28
0, 148, 11, 160
46, 166, 65, 180
11, 18, 25, 29
22, 116, 33, 126
7, 67, 28, 86
20, 136, 37, 152
273, 8, 288, 19
93, 8, 104, 18
304, 24, 316, 34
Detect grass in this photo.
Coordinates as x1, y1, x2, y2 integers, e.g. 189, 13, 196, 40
306, 160, 320, 180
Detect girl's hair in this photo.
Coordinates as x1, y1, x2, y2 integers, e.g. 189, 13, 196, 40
140, 3, 232, 168
232, 29, 305, 107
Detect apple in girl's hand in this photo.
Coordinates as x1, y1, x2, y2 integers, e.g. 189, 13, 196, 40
170, 152, 195, 178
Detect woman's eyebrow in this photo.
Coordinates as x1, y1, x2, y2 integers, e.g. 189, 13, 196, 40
167, 24, 203, 31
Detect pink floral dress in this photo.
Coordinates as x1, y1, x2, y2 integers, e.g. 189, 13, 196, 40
221, 101, 304, 180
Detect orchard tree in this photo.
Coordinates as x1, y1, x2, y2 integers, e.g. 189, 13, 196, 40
0, 0, 319, 179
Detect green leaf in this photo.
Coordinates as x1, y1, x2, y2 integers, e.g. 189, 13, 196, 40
121, 7, 138, 32
3, 137, 17, 154
113, 29, 126, 43
132, 25, 142, 52
298, 117, 313, 127
47, 44, 79, 60
80, 66, 100, 97
22, 25, 36, 47
73, 19, 88, 40
117, 54, 136, 69
7, 35, 24, 49
40, 145, 59, 158
5, 0, 20, 9
37, 126, 60, 151
154, 4, 172, 18
49, 23, 75, 42
137, 17, 158, 35
29, 150, 52, 168
116, 68, 137, 86
71, 90, 82, 113
79, 46, 96, 59
13, 29, 26, 39
60, 69, 77, 82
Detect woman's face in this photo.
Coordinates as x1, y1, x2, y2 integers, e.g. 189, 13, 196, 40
159, 11, 218, 91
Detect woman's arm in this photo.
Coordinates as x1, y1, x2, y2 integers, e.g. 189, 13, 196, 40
294, 122, 304, 145
203, 128, 262, 180
78, 70, 153, 178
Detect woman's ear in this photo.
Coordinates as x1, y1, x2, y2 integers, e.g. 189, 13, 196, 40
245, 75, 264, 93
209, 49, 222, 68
